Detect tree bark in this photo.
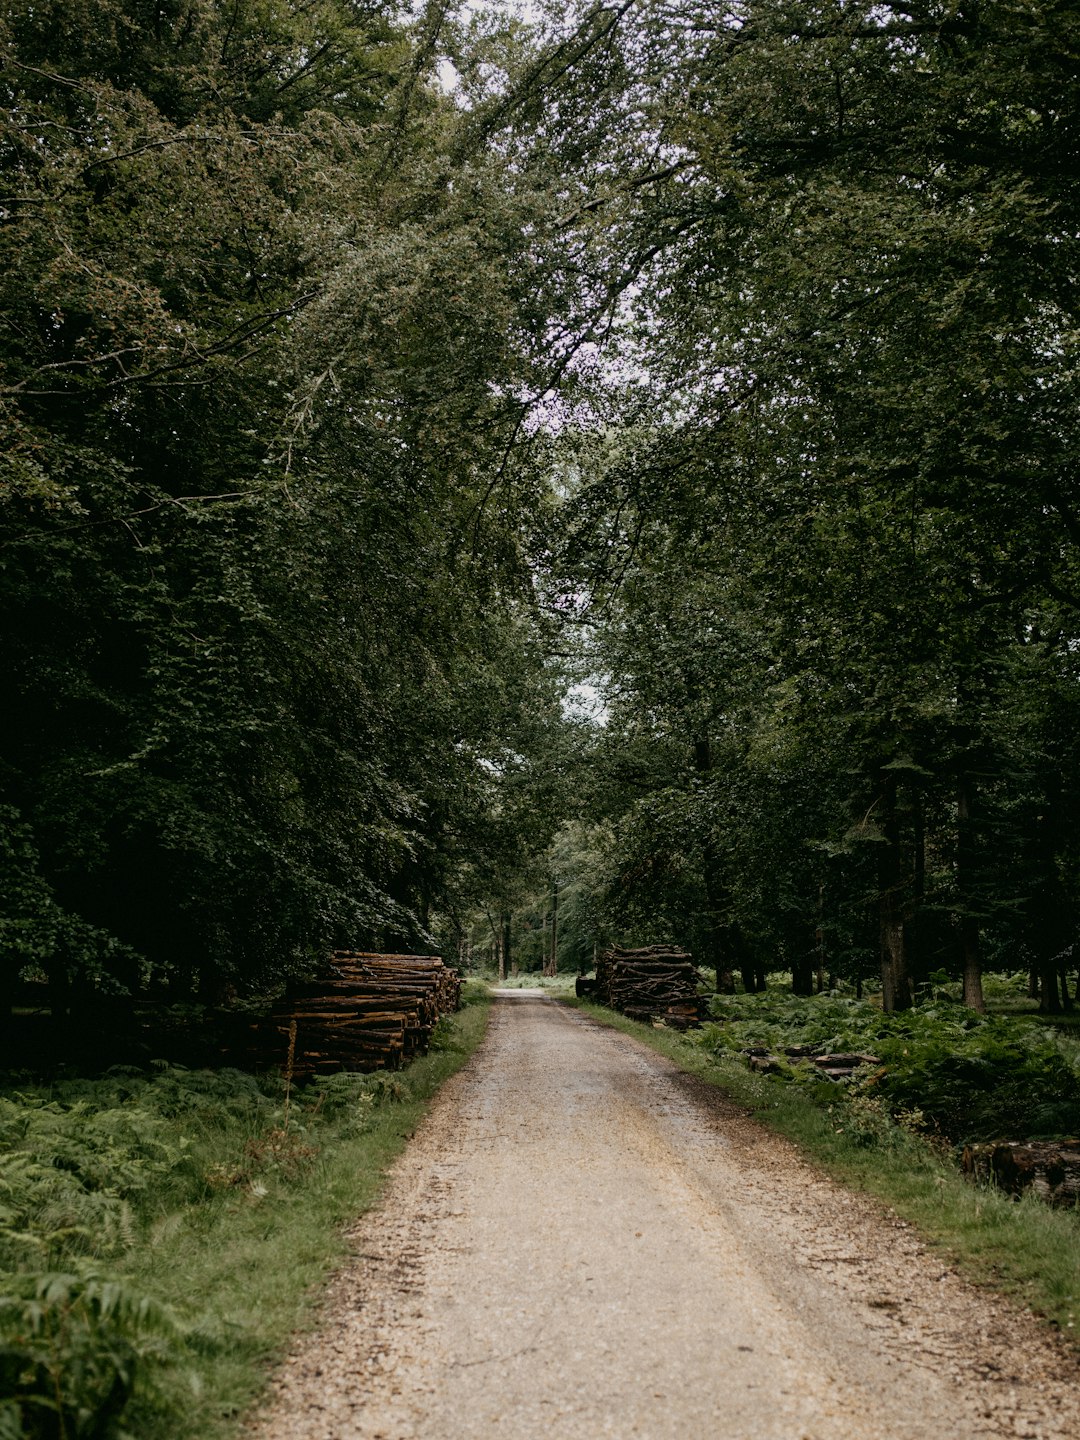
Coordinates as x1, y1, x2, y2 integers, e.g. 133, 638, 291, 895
878, 771, 912, 1012
815, 893, 827, 993
905, 789, 926, 985
1060, 961, 1074, 1013
1040, 963, 1062, 1014
791, 943, 814, 995
484, 908, 503, 981
501, 910, 511, 983
0, 955, 14, 1039
694, 737, 735, 993
1035, 775, 1067, 1015
957, 775, 986, 1013
546, 877, 558, 977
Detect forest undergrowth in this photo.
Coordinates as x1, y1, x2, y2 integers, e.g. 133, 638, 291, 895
0, 986, 491, 1440
701, 976, 1080, 1144
567, 985, 1080, 1337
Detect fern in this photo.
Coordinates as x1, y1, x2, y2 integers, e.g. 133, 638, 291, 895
0, 1266, 182, 1439
0, 1052, 474, 1438
697, 990, 1080, 1144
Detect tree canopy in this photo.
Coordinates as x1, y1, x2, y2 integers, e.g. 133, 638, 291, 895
4, 0, 1080, 1019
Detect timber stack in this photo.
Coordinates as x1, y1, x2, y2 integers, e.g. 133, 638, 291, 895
592, 944, 704, 1027
252, 951, 462, 1079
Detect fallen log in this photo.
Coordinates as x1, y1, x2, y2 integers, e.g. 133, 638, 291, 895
961, 1140, 1080, 1207
811, 1053, 881, 1070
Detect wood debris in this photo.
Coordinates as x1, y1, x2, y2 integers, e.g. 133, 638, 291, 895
744, 1048, 881, 1079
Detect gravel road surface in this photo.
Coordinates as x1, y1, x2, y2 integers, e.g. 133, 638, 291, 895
247, 990, 1080, 1439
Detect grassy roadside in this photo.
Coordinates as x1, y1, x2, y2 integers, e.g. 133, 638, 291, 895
565, 996, 1080, 1337
0, 983, 491, 1440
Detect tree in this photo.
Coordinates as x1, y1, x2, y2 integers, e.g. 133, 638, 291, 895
494, 0, 1080, 1009
0, 0, 575, 1007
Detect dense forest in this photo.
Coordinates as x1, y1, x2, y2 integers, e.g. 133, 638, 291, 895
4, 0, 1080, 1026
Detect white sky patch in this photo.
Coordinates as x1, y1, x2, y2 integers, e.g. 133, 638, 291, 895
563, 681, 608, 725
436, 56, 461, 92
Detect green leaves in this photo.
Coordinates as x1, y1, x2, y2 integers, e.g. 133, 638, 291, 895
0, 1263, 182, 1439
497, 0, 1080, 1000
699, 989, 1080, 1144
0, 0, 575, 998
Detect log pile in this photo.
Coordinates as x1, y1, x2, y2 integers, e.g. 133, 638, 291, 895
252, 952, 462, 1079
592, 945, 705, 1027
961, 1139, 1080, 1207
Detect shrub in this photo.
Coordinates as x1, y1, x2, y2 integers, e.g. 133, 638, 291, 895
698, 992, 1080, 1144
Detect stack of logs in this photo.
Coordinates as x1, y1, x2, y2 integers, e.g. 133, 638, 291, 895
253, 952, 462, 1079
587, 945, 704, 1028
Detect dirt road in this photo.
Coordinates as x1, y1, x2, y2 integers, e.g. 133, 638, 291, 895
248, 991, 1080, 1439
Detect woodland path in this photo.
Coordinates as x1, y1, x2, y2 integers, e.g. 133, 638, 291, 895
247, 992, 1080, 1440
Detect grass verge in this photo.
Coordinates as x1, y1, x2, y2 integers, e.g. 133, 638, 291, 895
0, 983, 491, 1440
565, 996, 1080, 1338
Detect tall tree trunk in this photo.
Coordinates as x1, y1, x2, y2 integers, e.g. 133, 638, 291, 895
695, 737, 735, 993
878, 771, 912, 1012
815, 886, 827, 993
546, 876, 558, 977
960, 920, 985, 1013
1040, 962, 1062, 1014
1060, 961, 1073, 1013
47, 948, 72, 1036
791, 928, 814, 994
484, 908, 503, 981
735, 931, 763, 992
0, 955, 14, 1040
957, 775, 986, 1013
739, 932, 756, 995
906, 790, 926, 986
1036, 773, 1066, 1015
500, 910, 511, 983
913, 794, 926, 909
791, 953, 814, 995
